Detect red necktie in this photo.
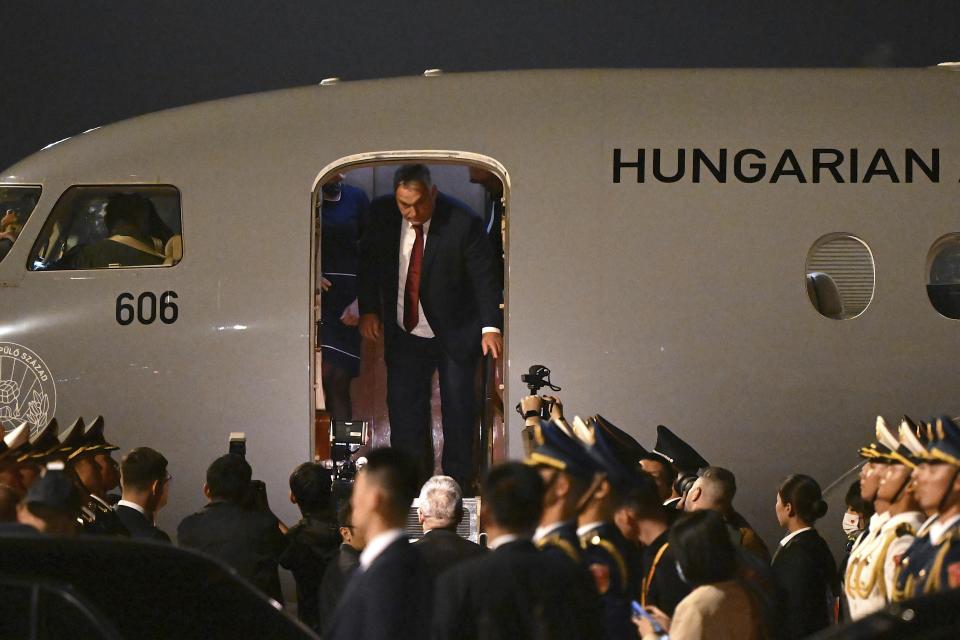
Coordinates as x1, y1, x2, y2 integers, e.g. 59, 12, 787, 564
403, 224, 424, 332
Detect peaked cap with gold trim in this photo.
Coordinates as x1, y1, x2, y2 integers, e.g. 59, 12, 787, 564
875, 416, 916, 468
927, 416, 960, 467
586, 416, 647, 493
899, 416, 929, 464
19, 418, 60, 463
81, 416, 118, 453
858, 416, 895, 463
592, 414, 650, 465
1, 423, 31, 464
525, 419, 603, 481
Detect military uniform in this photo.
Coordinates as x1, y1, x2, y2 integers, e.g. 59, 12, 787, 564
578, 521, 638, 640
846, 510, 923, 618
576, 416, 648, 640
891, 416, 960, 601
891, 515, 938, 602
524, 418, 605, 567
845, 417, 925, 619
534, 520, 582, 564
35, 417, 130, 537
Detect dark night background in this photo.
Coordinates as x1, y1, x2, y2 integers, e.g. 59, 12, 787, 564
1, 1, 958, 170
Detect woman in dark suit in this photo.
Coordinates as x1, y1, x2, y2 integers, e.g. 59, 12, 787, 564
772, 474, 838, 639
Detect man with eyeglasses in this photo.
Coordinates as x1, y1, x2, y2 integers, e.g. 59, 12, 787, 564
115, 447, 172, 542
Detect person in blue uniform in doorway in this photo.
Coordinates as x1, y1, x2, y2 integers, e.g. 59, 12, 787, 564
318, 174, 369, 420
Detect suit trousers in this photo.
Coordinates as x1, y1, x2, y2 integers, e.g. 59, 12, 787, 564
386, 328, 478, 488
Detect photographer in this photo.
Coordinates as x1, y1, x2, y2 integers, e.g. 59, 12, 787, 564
177, 454, 286, 603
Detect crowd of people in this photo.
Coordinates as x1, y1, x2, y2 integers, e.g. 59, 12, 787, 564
1, 397, 959, 639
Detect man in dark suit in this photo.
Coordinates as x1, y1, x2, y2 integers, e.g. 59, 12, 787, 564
177, 454, 286, 603
432, 462, 603, 640
115, 447, 171, 542
414, 475, 485, 579
326, 448, 430, 640
358, 164, 502, 490
319, 501, 364, 628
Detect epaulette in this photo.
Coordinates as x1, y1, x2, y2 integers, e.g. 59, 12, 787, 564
925, 533, 957, 594
580, 530, 628, 593
537, 534, 580, 564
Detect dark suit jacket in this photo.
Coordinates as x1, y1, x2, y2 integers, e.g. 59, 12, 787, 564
358, 193, 501, 362
326, 536, 431, 640
432, 539, 604, 640
176, 501, 286, 603
114, 504, 170, 542
771, 528, 838, 640
414, 527, 486, 580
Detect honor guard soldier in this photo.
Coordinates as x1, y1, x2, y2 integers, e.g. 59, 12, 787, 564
525, 418, 605, 565
844, 417, 925, 619
844, 418, 896, 611
893, 415, 960, 600
42, 417, 128, 537
574, 415, 644, 640
84, 416, 122, 504
75, 417, 128, 536
890, 417, 938, 602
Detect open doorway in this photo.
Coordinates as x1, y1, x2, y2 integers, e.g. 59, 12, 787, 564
311, 156, 508, 493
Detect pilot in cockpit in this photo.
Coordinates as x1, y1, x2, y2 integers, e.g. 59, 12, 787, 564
58, 193, 168, 269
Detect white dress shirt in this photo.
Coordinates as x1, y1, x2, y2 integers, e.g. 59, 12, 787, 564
397, 220, 434, 337
533, 521, 569, 544
359, 528, 407, 570
116, 499, 146, 516
929, 513, 960, 545
396, 218, 501, 339
576, 522, 604, 538
778, 526, 812, 548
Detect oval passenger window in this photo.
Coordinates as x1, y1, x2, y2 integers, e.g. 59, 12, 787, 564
926, 233, 960, 320
805, 233, 875, 320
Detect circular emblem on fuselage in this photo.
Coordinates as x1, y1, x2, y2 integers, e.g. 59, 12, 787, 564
0, 343, 56, 438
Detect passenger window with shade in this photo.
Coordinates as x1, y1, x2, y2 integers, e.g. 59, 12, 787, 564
926, 233, 960, 320
28, 185, 182, 271
805, 233, 875, 320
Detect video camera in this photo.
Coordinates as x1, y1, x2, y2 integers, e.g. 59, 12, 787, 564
516, 364, 562, 420
329, 420, 370, 504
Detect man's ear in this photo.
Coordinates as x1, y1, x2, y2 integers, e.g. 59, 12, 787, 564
202, 483, 212, 500
689, 486, 702, 503
417, 508, 425, 525
289, 491, 297, 505
595, 479, 611, 500
430, 184, 439, 200
555, 473, 571, 499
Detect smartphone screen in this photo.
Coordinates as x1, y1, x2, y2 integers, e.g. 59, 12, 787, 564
631, 601, 666, 635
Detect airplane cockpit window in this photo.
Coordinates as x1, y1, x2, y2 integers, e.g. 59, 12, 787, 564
927, 233, 960, 320
0, 186, 41, 265
805, 233, 875, 320
28, 185, 182, 271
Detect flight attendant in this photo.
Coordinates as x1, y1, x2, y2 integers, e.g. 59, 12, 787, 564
318, 174, 369, 420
